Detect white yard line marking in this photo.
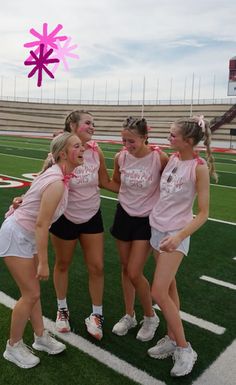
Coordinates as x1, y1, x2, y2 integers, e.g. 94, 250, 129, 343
0, 173, 34, 182
0, 291, 165, 385
0, 153, 43, 161
200, 275, 236, 291
192, 339, 236, 385
101, 196, 236, 226
210, 184, 236, 189
207, 217, 236, 226
153, 305, 225, 335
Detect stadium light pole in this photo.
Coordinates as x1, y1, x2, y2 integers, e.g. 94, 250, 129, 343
1, 76, 4, 99
66, 80, 69, 104
183, 77, 187, 104
79, 79, 82, 104
117, 79, 120, 105
104, 80, 107, 103
155, 78, 159, 104
212, 73, 216, 104
27, 78, 30, 102
13, 76, 16, 101
141, 76, 145, 118
169, 77, 173, 105
92, 80, 95, 104
190, 72, 195, 117
40, 85, 43, 103
130, 80, 133, 105
53, 79, 56, 103
198, 76, 201, 104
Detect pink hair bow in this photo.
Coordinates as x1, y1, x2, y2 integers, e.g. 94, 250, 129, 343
62, 172, 77, 187
195, 115, 205, 132
47, 152, 55, 164
87, 141, 98, 152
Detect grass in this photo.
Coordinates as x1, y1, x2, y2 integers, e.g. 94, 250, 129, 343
0, 135, 236, 385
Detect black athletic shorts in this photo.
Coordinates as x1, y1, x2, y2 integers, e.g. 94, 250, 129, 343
49, 209, 104, 240
110, 203, 151, 241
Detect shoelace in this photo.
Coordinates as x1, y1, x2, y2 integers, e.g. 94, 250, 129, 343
173, 348, 188, 363
42, 330, 59, 346
120, 315, 134, 326
92, 314, 104, 329
18, 341, 37, 357
139, 318, 153, 330
158, 336, 169, 346
58, 309, 69, 321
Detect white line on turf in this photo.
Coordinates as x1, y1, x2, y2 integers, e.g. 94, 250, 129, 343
101, 195, 236, 226
192, 339, 236, 385
200, 275, 236, 290
153, 305, 225, 335
0, 291, 164, 385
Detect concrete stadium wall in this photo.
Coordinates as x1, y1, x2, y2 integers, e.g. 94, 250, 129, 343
0, 100, 236, 145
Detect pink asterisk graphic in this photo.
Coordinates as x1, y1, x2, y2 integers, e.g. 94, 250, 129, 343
51, 37, 79, 74
24, 23, 68, 61
24, 44, 59, 87
23, 23, 79, 87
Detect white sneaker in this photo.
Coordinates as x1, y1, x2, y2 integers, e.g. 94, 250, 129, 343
3, 339, 40, 369
32, 330, 66, 355
171, 343, 197, 377
112, 313, 137, 336
85, 313, 104, 340
55, 308, 71, 333
136, 311, 160, 341
148, 335, 176, 359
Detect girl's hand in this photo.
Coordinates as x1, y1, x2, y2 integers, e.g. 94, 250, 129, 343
36, 263, 49, 281
12, 196, 23, 209
160, 234, 181, 252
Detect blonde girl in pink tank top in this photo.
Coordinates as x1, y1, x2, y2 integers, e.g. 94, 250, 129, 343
0, 133, 84, 369
148, 116, 217, 377
110, 117, 168, 341
49, 110, 118, 340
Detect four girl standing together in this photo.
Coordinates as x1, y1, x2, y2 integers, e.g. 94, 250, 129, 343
0, 110, 216, 377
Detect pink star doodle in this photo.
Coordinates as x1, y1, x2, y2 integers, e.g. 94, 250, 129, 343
24, 23, 67, 61
51, 37, 79, 74
24, 43, 59, 87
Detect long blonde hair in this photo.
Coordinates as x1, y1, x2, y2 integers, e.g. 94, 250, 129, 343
175, 116, 218, 182
41, 132, 75, 174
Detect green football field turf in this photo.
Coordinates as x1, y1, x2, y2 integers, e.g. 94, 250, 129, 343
0, 135, 235, 385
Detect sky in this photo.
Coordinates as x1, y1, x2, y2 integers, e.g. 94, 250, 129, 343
0, 0, 236, 104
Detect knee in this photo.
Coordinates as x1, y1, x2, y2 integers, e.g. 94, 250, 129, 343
121, 261, 129, 276
127, 268, 141, 286
24, 289, 40, 306
55, 259, 71, 273
87, 260, 104, 277
151, 285, 167, 308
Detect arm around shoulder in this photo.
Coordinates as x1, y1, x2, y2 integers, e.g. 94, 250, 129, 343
160, 151, 169, 171
35, 180, 65, 280
98, 148, 120, 192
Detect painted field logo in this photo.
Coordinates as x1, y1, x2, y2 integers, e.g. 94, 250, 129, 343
0, 176, 31, 188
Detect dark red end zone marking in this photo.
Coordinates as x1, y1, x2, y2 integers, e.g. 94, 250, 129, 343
0, 176, 31, 188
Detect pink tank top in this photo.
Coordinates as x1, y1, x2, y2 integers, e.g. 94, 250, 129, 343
118, 146, 162, 217
14, 164, 70, 232
64, 140, 100, 224
149, 153, 205, 231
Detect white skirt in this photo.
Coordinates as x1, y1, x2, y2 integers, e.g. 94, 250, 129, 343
0, 215, 36, 258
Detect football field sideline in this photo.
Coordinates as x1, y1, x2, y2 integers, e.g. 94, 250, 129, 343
1, 290, 235, 385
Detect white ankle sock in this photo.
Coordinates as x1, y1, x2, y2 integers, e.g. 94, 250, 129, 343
57, 298, 68, 310
92, 305, 103, 316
